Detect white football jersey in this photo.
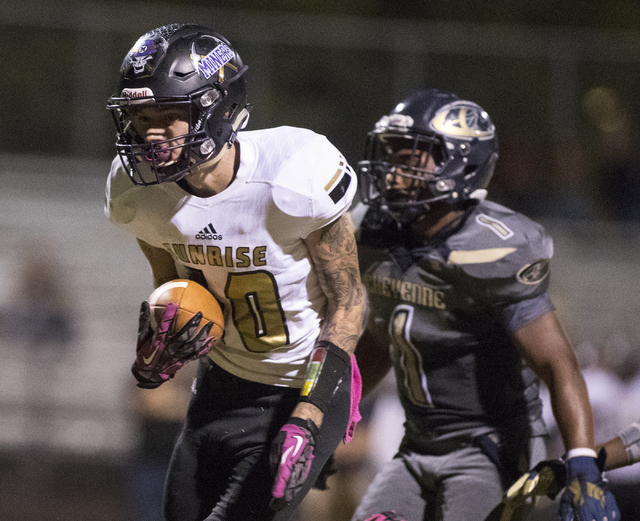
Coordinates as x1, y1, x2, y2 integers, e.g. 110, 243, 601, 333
105, 126, 357, 387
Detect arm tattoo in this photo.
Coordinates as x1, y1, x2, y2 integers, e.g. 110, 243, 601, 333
306, 215, 366, 354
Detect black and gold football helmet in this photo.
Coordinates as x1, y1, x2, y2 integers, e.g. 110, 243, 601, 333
107, 23, 251, 185
357, 89, 498, 223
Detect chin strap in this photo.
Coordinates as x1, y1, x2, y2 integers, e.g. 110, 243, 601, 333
234, 106, 252, 132
469, 188, 488, 201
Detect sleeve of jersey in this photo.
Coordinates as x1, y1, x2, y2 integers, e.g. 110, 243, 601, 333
104, 156, 140, 229
495, 292, 555, 333
271, 133, 357, 238
451, 216, 554, 305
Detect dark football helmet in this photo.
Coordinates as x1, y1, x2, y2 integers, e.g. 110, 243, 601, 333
107, 23, 251, 185
357, 89, 498, 223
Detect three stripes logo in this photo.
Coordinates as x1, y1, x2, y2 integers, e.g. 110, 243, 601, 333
195, 223, 223, 240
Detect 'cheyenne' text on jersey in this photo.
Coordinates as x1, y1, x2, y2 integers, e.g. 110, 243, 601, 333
363, 272, 446, 309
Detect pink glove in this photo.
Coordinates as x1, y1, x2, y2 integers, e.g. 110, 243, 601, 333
132, 301, 213, 389
269, 417, 319, 510
363, 513, 405, 521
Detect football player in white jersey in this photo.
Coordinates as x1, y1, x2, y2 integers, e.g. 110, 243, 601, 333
350, 90, 618, 521
105, 24, 366, 521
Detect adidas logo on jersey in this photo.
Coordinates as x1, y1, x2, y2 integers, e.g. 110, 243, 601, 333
196, 223, 223, 240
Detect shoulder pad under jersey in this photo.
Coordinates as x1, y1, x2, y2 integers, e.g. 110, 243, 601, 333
251, 127, 357, 236
105, 156, 174, 245
443, 201, 553, 303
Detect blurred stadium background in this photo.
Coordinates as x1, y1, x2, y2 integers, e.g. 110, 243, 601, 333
2, 1, 640, 519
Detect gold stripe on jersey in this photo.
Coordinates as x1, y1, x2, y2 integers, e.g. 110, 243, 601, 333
324, 160, 345, 191
447, 247, 517, 265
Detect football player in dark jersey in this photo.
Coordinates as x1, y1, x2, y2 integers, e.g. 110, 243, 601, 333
350, 89, 619, 521
503, 420, 639, 517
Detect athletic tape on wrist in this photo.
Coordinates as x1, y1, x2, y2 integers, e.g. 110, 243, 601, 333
566, 447, 598, 459
300, 340, 350, 414
285, 416, 320, 439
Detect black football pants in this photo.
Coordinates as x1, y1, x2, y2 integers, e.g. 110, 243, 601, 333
163, 358, 351, 521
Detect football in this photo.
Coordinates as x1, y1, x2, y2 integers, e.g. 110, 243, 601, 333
147, 279, 224, 344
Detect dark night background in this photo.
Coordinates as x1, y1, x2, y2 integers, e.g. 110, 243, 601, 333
2, 2, 640, 520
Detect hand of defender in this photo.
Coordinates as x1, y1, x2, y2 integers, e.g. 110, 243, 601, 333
132, 300, 214, 389
269, 417, 319, 511
497, 459, 566, 521
558, 455, 620, 521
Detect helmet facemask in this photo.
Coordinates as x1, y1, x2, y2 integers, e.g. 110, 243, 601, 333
110, 96, 202, 185
107, 24, 251, 186
358, 132, 449, 223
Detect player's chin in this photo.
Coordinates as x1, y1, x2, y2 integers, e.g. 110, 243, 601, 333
188, 148, 226, 178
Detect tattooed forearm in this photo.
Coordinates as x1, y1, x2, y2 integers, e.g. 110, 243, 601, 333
305, 215, 367, 354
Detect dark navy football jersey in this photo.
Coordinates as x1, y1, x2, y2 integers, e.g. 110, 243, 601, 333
358, 201, 553, 441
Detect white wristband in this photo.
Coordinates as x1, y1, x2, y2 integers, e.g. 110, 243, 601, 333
566, 447, 598, 459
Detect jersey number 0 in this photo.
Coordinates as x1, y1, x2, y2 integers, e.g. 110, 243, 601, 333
186, 267, 291, 352
225, 270, 291, 352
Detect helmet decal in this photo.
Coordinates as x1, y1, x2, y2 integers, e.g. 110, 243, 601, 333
120, 87, 154, 99
123, 35, 168, 77
356, 89, 498, 222
194, 42, 235, 80
429, 101, 495, 141
376, 114, 415, 132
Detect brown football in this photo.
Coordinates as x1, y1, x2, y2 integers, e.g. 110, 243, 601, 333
147, 279, 224, 344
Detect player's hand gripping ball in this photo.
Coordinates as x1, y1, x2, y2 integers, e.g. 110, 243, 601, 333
132, 279, 224, 389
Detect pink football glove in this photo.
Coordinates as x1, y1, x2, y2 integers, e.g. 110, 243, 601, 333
363, 513, 405, 521
269, 417, 319, 510
132, 300, 214, 389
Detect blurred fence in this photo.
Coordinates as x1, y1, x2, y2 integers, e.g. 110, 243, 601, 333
0, 154, 150, 458
3, 1, 640, 168
2, 155, 640, 520
2, 154, 640, 460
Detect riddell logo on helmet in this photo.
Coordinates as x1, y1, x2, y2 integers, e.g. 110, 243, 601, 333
122, 88, 154, 98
